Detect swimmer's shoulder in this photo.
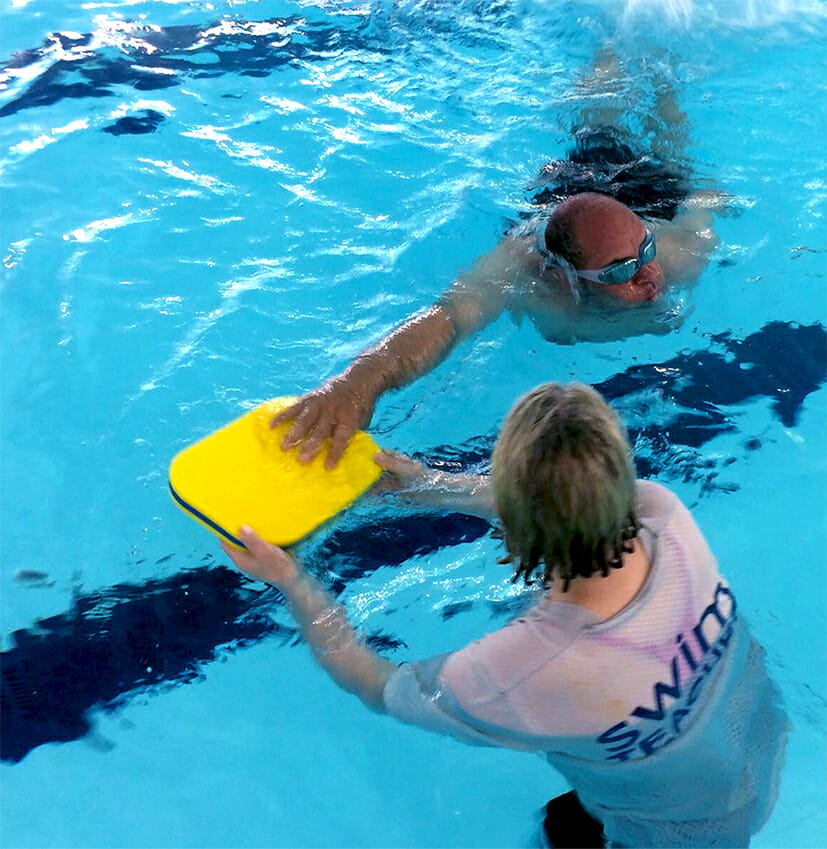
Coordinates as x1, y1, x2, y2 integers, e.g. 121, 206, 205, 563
501, 219, 546, 269
439, 229, 543, 332
452, 225, 544, 303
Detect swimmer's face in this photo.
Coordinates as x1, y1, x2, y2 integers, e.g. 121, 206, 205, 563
572, 206, 665, 304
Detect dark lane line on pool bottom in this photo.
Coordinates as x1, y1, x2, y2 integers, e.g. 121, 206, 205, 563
1, 320, 824, 764
0, 16, 386, 121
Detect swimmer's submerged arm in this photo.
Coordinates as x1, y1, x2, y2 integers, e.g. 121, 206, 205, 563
222, 528, 395, 713
408, 471, 495, 520
374, 450, 497, 522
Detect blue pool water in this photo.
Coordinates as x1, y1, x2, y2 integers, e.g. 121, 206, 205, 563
1, 0, 825, 846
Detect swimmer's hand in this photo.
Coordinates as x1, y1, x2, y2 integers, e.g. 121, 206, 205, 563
221, 526, 300, 589
271, 376, 376, 470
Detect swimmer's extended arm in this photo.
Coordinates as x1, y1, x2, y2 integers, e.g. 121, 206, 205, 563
221, 527, 395, 713
273, 238, 523, 468
272, 307, 456, 468
372, 450, 497, 522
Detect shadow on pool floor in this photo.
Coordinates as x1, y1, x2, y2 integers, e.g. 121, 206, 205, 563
1, 320, 824, 764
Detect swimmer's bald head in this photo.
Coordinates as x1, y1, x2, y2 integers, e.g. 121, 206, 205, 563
544, 193, 627, 266
544, 192, 665, 303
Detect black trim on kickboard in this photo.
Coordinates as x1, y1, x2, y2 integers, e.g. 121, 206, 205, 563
168, 480, 244, 548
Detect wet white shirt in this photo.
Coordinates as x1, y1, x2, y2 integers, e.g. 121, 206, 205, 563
383, 481, 788, 847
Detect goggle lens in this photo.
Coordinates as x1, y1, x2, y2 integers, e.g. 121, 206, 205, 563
582, 230, 657, 286
601, 260, 638, 285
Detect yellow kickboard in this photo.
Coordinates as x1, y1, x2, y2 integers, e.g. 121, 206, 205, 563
169, 397, 381, 548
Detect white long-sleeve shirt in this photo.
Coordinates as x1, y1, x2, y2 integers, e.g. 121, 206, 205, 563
383, 481, 788, 847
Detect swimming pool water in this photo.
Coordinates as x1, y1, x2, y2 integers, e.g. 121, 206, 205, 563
1, 0, 825, 846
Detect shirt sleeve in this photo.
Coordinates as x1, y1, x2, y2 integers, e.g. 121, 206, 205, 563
382, 654, 506, 747
381, 603, 598, 751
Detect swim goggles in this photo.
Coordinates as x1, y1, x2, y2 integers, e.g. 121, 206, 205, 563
576, 229, 656, 285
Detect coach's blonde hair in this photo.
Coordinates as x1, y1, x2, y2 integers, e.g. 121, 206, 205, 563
492, 382, 639, 590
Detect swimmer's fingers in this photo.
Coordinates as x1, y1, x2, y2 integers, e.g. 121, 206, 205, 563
325, 422, 357, 470
271, 378, 376, 464
270, 399, 303, 428
280, 402, 322, 451
297, 411, 336, 464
